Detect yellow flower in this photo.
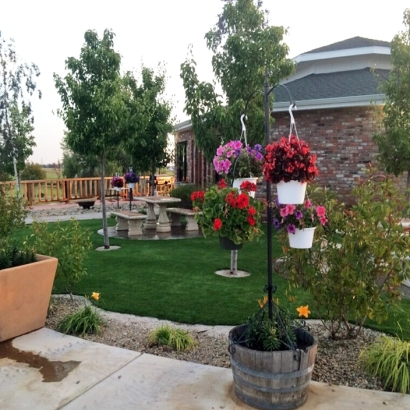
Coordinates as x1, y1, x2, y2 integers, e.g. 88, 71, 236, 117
91, 292, 100, 301
296, 305, 311, 318
257, 296, 268, 308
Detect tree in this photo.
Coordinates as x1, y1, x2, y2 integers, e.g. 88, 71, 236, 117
20, 162, 46, 180
0, 33, 41, 194
123, 65, 174, 194
373, 9, 410, 190
180, 0, 294, 161
54, 29, 130, 248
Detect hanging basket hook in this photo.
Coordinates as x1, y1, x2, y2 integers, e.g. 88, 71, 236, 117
288, 103, 298, 140
240, 113, 248, 146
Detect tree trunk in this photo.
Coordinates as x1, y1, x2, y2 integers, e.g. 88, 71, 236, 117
100, 155, 110, 249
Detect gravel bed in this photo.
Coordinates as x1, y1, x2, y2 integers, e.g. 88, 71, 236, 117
46, 295, 385, 392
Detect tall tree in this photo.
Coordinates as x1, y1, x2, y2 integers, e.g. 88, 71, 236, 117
180, 0, 294, 161
123, 65, 173, 194
54, 29, 128, 248
0, 33, 40, 194
373, 9, 410, 190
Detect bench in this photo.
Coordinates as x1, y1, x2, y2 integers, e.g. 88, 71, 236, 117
72, 198, 98, 209
167, 208, 201, 231
111, 211, 147, 236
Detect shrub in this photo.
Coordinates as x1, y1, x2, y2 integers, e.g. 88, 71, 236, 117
278, 168, 410, 339
148, 325, 196, 351
0, 242, 36, 270
20, 163, 46, 180
29, 220, 92, 299
169, 184, 199, 208
359, 335, 410, 394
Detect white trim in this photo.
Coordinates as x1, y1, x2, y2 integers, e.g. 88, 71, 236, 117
293, 46, 390, 64
271, 94, 385, 112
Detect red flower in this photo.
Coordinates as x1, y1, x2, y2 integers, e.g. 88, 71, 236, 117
191, 191, 205, 202
248, 206, 257, 215
236, 193, 249, 209
218, 179, 227, 189
247, 216, 256, 226
213, 218, 222, 231
225, 191, 237, 207
240, 181, 257, 192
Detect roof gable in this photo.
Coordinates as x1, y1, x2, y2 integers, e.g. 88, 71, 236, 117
305, 36, 390, 54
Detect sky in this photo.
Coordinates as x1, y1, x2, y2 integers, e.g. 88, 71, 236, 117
1, 0, 409, 164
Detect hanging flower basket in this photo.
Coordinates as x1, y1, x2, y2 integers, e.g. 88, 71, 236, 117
263, 135, 318, 188
110, 176, 124, 188
276, 180, 307, 205
288, 227, 316, 249
233, 178, 258, 198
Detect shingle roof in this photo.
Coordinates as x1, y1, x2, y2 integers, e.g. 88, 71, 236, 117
305, 36, 390, 54
273, 68, 389, 103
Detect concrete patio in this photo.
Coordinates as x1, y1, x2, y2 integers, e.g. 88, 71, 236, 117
1, 328, 409, 410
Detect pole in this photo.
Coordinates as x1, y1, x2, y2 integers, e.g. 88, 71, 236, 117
264, 69, 274, 321
230, 250, 238, 275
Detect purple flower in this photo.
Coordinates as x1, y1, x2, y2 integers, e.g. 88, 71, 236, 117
254, 144, 262, 151
273, 218, 281, 229
295, 210, 303, 220
286, 224, 296, 234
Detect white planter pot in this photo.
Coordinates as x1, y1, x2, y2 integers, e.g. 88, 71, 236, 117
127, 182, 136, 189
277, 180, 307, 204
288, 227, 316, 249
233, 177, 258, 198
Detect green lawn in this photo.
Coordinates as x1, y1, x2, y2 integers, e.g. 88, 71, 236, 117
13, 219, 410, 338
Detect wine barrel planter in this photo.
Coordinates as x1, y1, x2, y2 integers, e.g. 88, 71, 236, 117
229, 325, 318, 410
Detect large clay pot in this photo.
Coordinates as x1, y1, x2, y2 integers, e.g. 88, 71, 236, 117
229, 325, 317, 410
0, 254, 58, 342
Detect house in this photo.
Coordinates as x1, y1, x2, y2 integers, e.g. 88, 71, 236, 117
174, 37, 406, 196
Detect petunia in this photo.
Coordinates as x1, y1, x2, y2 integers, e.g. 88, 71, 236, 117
273, 218, 281, 229
284, 204, 296, 215
286, 224, 296, 234
316, 205, 326, 217
295, 210, 303, 220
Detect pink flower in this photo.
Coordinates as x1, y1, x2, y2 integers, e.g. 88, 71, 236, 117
279, 204, 295, 217
216, 146, 224, 156
232, 141, 242, 150
304, 200, 312, 208
316, 206, 326, 217
319, 216, 328, 226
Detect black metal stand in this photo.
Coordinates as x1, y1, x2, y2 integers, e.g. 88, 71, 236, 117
116, 190, 120, 209
129, 187, 132, 211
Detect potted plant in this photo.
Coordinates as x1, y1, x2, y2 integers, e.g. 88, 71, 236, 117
123, 170, 139, 188
110, 175, 124, 190
229, 297, 317, 410
191, 179, 263, 249
213, 140, 264, 196
0, 185, 58, 342
271, 198, 327, 248
263, 135, 318, 204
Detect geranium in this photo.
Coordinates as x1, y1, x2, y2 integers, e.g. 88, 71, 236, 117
110, 176, 124, 188
271, 198, 327, 233
124, 171, 139, 183
213, 140, 264, 178
263, 135, 318, 183
240, 180, 257, 193
191, 184, 264, 245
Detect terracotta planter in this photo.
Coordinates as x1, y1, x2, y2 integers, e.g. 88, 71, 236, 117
0, 254, 58, 342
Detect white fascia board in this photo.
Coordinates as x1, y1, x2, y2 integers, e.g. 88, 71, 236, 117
293, 47, 390, 64
271, 94, 385, 112
174, 120, 193, 132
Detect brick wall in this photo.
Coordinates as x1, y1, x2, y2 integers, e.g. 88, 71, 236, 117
176, 105, 407, 199
271, 106, 407, 200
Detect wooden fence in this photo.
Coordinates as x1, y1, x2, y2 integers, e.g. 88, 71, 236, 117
1, 176, 175, 205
